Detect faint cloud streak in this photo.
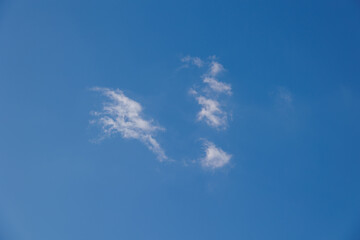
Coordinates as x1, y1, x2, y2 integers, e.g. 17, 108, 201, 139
181, 55, 204, 68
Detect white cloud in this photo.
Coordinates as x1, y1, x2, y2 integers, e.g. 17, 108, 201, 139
196, 96, 227, 129
203, 77, 232, 95
209, 61, 224, 76
181, 56, 204, 68
205, 60, 230, 94
91, 87, 167, 161
190, 90, 227, 129
185, 57, 231, 129
201, 141, 231, 169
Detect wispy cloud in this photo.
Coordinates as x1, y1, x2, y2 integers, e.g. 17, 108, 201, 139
185, 56, 232, 129
203, 60, 231, 94
91, 87, 167, 161
201, 140, 231, 169
181, 55, 204, 68
203, 77, 232, 95
273, 87, 293, 110
209, 61, 225, 77
190, 90, 227, 129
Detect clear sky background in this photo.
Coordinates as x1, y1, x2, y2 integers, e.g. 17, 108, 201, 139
1, 0, 360, 239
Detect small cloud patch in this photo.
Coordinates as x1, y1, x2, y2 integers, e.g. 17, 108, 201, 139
201, 141, 231, 169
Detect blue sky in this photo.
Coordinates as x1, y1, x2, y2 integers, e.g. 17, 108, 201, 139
1, 0, 360, 239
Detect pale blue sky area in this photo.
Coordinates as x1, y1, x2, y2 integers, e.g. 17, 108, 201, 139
1, 0, 360, 239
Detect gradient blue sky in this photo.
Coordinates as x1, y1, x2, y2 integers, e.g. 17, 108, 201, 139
1, 0, 360, 239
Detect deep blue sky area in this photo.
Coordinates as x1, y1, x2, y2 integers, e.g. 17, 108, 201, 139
1, 0, 360, 239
